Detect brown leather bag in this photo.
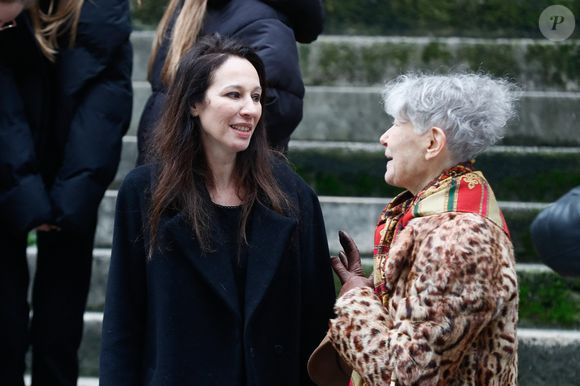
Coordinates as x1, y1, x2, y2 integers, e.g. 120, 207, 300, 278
307, 333, 351, 386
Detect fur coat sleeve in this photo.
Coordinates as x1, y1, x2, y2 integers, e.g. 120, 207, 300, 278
329, 212, 519, 386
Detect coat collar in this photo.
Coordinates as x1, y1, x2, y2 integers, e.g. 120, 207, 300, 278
162, 201, 297, 322
159, 212, 239, 317
244, 202, 297, 323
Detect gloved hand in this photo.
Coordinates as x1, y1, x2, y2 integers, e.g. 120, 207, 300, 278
331, 230, 372, 297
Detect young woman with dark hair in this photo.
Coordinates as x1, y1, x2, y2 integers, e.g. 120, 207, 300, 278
136, 0, 325, 162
100, 35, 335, 386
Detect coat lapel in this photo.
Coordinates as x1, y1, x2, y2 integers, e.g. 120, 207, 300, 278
244, 203, 297, 324
158, 201, 298, 325
162, 213, 241, 320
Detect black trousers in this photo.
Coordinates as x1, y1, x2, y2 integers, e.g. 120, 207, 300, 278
0, 222, 96, 386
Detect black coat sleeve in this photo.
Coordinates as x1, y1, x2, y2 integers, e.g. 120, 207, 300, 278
49, 0, 132, 232
0, 64, 53, 232
297, 182, 336, 385
235, 18, 305, 148
530, 186, 580, 276
100, 168, 149, 385
261, 0, 325, 43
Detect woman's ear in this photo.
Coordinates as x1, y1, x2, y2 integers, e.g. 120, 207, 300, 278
190, 106, 198, 117
425, 126, 447, 160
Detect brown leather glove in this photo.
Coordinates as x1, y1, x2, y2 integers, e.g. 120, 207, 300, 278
331, 231, 372, 297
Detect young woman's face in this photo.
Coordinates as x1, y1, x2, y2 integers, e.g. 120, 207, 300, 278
0, 2, 24, 32
193, 56, 262, 159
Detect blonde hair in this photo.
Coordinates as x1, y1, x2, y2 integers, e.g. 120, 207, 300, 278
1, 0, 84, 61
148, 0, 208, 85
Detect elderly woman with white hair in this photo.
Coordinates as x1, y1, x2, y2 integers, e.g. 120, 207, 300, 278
308, 73, 519, 386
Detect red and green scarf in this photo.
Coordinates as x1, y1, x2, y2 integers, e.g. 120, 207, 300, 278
372, 161, 510, 304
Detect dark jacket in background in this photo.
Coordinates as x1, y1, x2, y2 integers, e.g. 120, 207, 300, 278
531, 186, 580, 277
137, 0, 324, 163
99, 159, 336, 385
0, 1, 132, 384
0, 0, 133, 234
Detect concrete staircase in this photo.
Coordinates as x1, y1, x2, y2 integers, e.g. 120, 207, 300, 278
27, 31, 580, 384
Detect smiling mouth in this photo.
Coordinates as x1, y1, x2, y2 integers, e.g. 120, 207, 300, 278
231, 124, 252, 133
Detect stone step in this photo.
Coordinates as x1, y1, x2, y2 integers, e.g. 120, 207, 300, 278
25, 375, 98, 386
319, 0, 580, 39
131, 32, 153, 82
113, 137, 580, 203
23, 249, 563, 314
95, 189, 545, 262
69, 312, 580, 384
284, 141, 580, 203
296, 88, 580, 147
298, 36, 580, 91
132, 1, 573, 39
25, 252, 579, 383
130, 33, 580, 91
517, 329, 580, 386
19, 255, 580, 386
27, 246, 580, 382
129, 83, 580, 146
132, 1, 579, 40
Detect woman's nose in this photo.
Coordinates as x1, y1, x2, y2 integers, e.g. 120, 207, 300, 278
379, 128, 389, 146
240, 98, 261, 118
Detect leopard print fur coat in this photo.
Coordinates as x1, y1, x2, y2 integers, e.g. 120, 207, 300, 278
329, 212, 518, 386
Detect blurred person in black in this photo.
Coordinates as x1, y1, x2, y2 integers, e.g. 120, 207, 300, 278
0, 0, 132, 384
531, 186, 580, 277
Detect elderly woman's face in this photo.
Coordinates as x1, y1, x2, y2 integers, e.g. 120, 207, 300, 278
379, 119, 432, 194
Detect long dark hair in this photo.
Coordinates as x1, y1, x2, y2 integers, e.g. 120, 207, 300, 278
148, 34, 289, 256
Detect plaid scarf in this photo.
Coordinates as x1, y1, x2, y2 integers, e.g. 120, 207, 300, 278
373, 161, 510, 304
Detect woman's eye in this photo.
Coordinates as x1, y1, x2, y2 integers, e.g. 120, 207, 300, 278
252, 94, 261, 102
226, 92, 240, 99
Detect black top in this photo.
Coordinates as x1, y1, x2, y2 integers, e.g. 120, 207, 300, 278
212, 203, 247, 311
213, 203, 249, 385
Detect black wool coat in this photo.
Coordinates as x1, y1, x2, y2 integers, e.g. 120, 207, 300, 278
0, 0, 132, 234
99, 160, 336, 385
137, 0, 324, 162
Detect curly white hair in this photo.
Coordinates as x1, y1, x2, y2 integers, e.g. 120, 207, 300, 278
382, 73, 518, 162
